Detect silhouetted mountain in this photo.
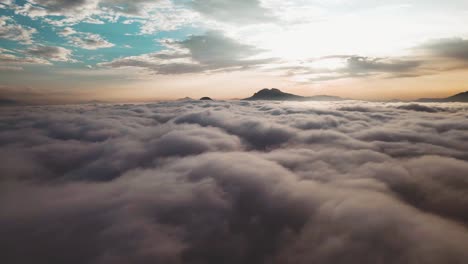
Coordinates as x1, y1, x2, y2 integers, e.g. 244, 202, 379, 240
417, 91, 468, 102
200, 97, 213, 101
245, 88, 302, 100
244, 88, 344, 101
177, 97, 194, 101
82, 100, 107, 104
0, 98, 20, 106
446, 91, 468, 102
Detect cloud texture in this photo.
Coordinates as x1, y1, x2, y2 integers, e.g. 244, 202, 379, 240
1, 100, 468, 264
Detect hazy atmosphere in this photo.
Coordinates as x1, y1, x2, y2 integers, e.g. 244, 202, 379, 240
1, 1, 468, 264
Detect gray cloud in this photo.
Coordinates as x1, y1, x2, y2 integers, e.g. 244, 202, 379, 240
396, 104, 447, 113
0, 52, 50, 65
0, 48, 51, 70
26, 45, 74, 62
296, 38, 468, 82
19, 0, 100, 17
285, 55, 424, 83
345, 56, 421, 73
1, 100, 468, 263
100, 31, 276, 74
420, 38, 468, 61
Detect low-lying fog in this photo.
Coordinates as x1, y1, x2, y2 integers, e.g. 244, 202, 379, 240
1, 100, 468, 264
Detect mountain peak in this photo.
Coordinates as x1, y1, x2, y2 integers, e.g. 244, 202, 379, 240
244, 88, 344, 101
247, 88, 302, 101
417, 91, 468, 102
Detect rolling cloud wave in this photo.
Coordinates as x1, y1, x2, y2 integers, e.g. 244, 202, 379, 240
1, 100, 468, 264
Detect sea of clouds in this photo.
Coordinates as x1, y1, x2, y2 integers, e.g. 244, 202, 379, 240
1, 100, 468, 264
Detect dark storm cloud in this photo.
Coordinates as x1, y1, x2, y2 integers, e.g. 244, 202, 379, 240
100, 31, 277, 74
1, 100, 468, 264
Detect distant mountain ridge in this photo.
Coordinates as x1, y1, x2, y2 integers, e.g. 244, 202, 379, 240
417, 91, 468, 102
244, 88, 344, 101
0, 98, 20, 106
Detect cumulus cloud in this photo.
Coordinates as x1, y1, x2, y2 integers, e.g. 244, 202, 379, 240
1, 100, 468, 263
55, 27, 114, 50
67, 32, 114, 50
0, 16, 37, 44
58, 26, 77, 36
100, 31, 276, 74
0, 48, 51, 69
12, 0, 193, 34
26, 45, 74, 62
16, 0, 100, 18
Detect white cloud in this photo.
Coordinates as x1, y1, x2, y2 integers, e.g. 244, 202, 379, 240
0, 16, 37, 44
67, 32, 114, 50
58, 26, 77, 36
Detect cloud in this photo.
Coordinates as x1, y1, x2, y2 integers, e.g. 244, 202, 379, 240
281, 55, 424, 83
0, 48, 51, 68
55, 27, 114, 50
419, 38, 468, 62
12, 0, 194, 34
58, 26, 77, 36
396, 104, 446, 113
67, 32, 114, 50
190, 0, 276, 24
26, 45, 74, 62
1, 100, 468, 263
0, 53, 49, 65
100, 31, 276, 74
0, 16, 37, 44
101, 0, 170, 16
345, 56, 422, 74
0, 0, 12, 6
17, 0, 100, 18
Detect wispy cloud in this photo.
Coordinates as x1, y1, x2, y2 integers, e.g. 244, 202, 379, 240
100, 31, 277, 74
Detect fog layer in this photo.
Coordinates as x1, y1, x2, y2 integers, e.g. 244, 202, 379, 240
1, 100, 468, 264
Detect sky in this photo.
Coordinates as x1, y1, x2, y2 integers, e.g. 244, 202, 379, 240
1, 0, 468, 103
